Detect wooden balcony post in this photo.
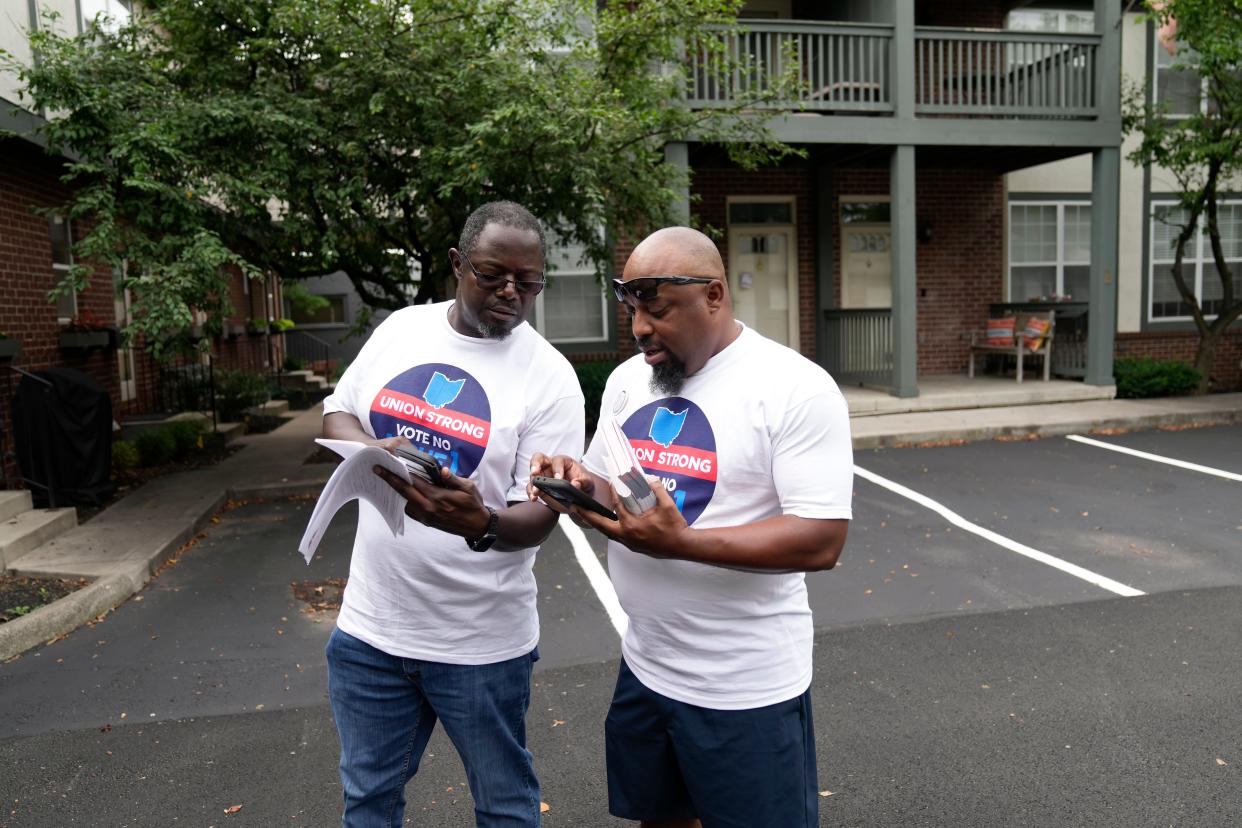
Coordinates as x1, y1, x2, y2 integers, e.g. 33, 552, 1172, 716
892, 0, 915, 120
1086, 146, 1119, 387
890, 144, 918, 398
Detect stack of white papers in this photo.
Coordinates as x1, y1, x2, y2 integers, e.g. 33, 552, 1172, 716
600, 417, 657, 515
297, 439, 411, 564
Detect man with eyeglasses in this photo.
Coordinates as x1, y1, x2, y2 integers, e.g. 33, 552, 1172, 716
321, 200, 584, 827
531, 226, 852, 828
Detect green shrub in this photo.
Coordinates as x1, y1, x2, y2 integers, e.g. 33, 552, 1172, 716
215, 370, 271, 422
574, 359, 619, 434
112, 440, 139, 474
135, 427, 176, 467
1114, 358, 1201, 399
167, 419, 205, 460
283, 354, 308, 372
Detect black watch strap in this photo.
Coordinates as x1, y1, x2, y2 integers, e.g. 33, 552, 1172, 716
466, 506, 499, 551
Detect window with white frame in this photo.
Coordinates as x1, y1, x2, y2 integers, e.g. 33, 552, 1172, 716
1152, 32, 1205, 117
1149, 200, 1242, 319
49, 215, 78, 322
529, 238, 609, 344
1008, 201, 1091, 302
1005, 9, 1095, 34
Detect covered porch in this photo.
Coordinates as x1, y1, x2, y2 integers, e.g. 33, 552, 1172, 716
669, 0, 1123, 399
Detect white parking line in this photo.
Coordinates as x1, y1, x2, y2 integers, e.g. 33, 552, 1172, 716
558, 513, 628, 638
854, 465, 1146, 598
1066, 434, 1242, 482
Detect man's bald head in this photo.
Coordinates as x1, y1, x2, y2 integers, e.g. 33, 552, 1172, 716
623, 226, 727, 285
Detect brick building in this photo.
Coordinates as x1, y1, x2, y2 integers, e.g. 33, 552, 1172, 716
0, 0, 287, 490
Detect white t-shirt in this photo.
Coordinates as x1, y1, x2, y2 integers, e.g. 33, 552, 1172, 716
323, 301, 584, 664
583, 323, 852, 710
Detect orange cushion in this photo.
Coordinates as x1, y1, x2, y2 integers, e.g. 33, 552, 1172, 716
1022, 317, 1050, 351
985, 317, 1015, 346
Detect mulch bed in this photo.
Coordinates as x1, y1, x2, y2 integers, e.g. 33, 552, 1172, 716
0, 575, 89, 624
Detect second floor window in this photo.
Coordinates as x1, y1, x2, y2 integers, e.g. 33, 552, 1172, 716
1153, 33, 1205, 117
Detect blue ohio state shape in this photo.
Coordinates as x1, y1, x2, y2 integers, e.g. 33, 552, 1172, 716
369, 362, 492, 477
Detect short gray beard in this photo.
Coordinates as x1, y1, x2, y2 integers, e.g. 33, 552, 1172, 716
477, 319, 513, 341
649, 353, 687, 396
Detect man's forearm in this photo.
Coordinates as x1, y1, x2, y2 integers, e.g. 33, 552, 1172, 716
491, 501, 561, 551
656, 516, 848, 572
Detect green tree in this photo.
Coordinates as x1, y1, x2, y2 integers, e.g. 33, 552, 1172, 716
10, 0, 796, 349
1122, 0, 1242, 393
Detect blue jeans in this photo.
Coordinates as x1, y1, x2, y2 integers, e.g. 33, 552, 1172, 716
326, 627, 541, 827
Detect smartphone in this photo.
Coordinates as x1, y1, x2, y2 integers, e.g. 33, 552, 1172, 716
531, 476, 618, 521
394, 446, 445, 487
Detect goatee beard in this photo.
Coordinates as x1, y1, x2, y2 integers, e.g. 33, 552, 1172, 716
477, 320, 513, 341
649, 353, 687, 396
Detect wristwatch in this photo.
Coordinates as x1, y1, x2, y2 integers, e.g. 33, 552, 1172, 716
466, 506, 499, 551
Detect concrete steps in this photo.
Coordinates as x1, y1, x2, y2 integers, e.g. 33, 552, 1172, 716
246, 399, 290, 417
277, 370, 329, 391
0, 504, 78, 570
0, 491, 33, 523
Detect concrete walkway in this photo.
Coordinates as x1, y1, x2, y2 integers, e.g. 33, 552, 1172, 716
0, 405, 334, 660
2, 390, 1240, 660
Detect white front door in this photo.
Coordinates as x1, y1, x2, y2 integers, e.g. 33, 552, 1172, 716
728, 226, 799, 350
841, 224, 892, 308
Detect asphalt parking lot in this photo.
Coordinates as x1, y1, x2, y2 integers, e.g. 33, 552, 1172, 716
2, 424, 1239, 826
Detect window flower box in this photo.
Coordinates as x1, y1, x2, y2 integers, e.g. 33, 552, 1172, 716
58, 329, 115, 351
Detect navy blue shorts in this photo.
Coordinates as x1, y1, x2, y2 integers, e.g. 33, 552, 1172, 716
604, 659, 818, 827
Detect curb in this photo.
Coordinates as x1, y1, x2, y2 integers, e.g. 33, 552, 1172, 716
852, 408, 1242, 450
0, 477, 329, 662
0, 563, 145, 661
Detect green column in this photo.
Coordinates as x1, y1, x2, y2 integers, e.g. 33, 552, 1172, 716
1086, 146, 1119, 387
816, 165, 833, 366
890, 144, 918, 398
664, 142, 690, 225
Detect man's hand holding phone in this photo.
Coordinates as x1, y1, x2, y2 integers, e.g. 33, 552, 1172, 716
373, 443, 492, 540
527, 453, 689, 557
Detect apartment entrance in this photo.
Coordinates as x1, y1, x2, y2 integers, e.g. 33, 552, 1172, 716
727, 198, 799, 350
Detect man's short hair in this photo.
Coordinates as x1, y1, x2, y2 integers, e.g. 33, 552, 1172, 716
458, 201, 547, 258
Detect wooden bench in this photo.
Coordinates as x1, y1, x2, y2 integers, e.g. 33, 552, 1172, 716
968, 310, 1055, 383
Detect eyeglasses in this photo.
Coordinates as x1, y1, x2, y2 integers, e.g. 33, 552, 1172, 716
463, 256, 545, 296
612, 276, 717, 304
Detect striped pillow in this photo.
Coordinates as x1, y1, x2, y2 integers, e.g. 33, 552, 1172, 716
1022, 317, 1050, 351
985, 317, 1015, 346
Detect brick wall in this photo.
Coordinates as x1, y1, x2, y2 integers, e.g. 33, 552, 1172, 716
0, 140, 121, 486
1115, 331, 1242, 391
915, 0, 1005, 29
0, 139, 281, 488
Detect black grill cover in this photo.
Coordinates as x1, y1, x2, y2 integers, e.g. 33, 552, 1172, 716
12, 367, 114, 507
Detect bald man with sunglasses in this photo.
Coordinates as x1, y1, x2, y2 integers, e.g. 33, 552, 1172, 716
531, 226, 853, 828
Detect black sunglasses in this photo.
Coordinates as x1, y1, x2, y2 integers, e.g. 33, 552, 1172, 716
612, 276, 717, 304
464, 257, 545, 296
